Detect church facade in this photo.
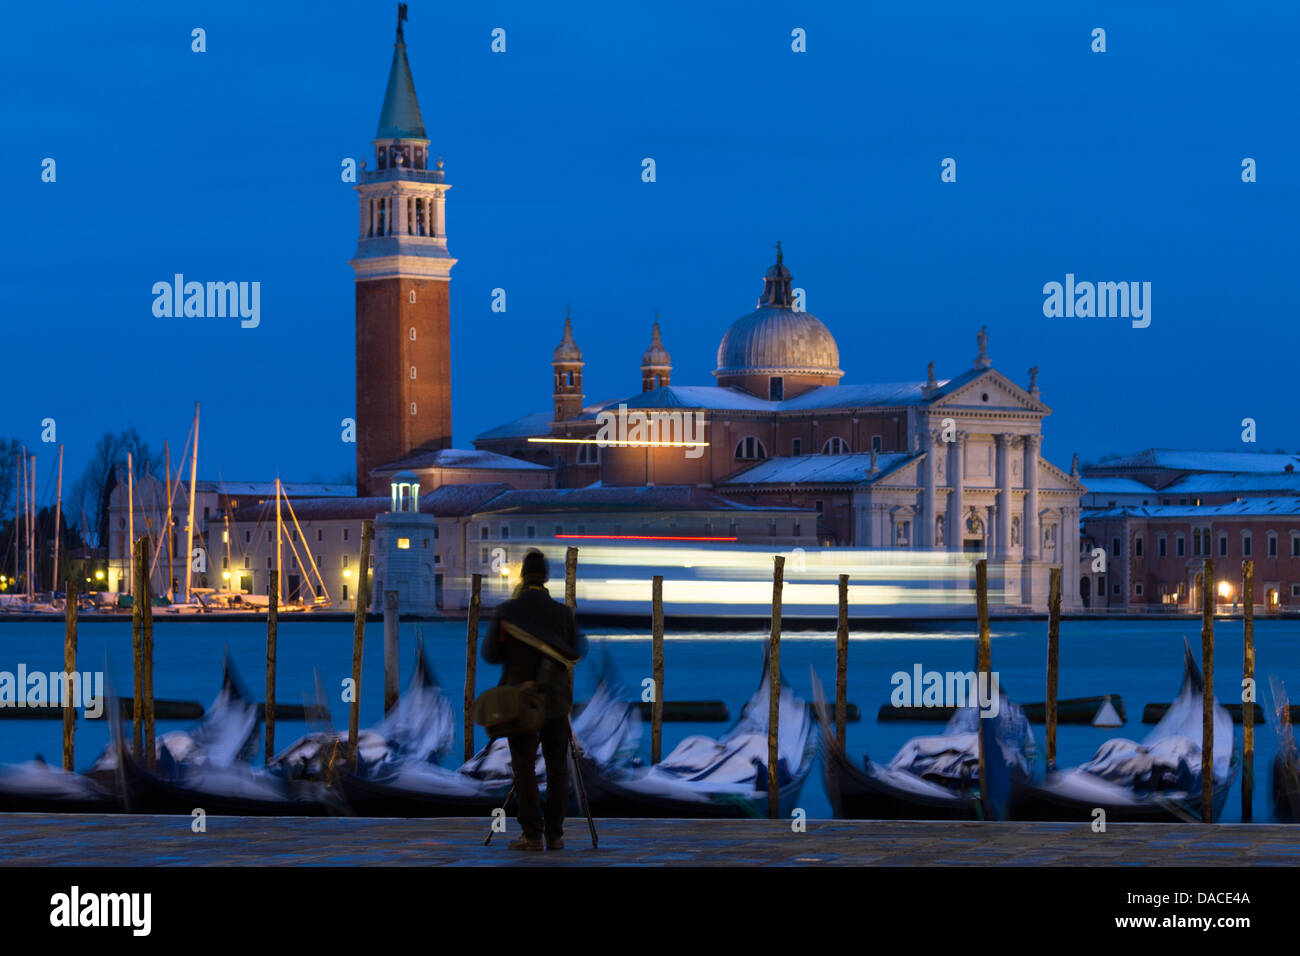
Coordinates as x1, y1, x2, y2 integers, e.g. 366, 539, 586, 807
475, 251, 1086, 611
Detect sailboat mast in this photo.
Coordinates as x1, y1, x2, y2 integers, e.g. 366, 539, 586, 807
27, 452, 35, 600
184, 402, 200, 604
127, 452, 134, 599
275, 477, 283, 603
12, 451, 20, 597
53, 444, 63, 593
164, 441, 174, 601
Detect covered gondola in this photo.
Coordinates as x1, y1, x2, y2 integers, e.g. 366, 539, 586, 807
337, 678, 640, 817
1010, 642, 1237, 823
112, 652, 343, 816
817, 674, 1036, 820
0, 756, 119, 814
272, 640, 453, 781
576, 653, 817, 819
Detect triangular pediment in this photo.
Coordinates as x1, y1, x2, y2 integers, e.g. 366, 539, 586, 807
928, 368, 1049, 414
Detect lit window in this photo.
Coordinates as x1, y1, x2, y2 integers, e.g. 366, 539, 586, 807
397, 538, 410, 550
222, 530, 228, 543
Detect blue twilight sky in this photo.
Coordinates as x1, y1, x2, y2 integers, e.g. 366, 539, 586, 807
2, 0, 1298, 502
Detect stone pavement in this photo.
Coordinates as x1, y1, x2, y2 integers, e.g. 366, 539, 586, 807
2, 814, 1299, 865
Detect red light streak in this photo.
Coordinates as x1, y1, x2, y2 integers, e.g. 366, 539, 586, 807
553, 534, 739, 542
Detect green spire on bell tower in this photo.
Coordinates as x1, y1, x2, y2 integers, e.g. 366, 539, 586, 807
376, 3, 426, 140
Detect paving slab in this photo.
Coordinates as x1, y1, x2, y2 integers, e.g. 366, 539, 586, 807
2, 814, 1299, 866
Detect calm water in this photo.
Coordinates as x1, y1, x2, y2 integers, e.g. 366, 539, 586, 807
1, 616, 1297, 821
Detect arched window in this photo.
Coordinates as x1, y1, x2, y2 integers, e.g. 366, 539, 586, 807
735, 436, 767, 460
410, 366, 417, 379
822, 436, 849, 455
409, 327, 417, 341
577, 442, 600, 465
410, 402, 417, 416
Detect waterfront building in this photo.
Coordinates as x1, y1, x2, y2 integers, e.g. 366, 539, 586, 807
1079, 449, 1300, 610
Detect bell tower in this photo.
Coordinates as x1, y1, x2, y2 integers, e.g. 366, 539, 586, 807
552, 309, 584, 422
350, 4, 456, 495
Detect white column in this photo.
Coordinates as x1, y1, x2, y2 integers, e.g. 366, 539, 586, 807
995, 433, 1013, 558
1024, 435, 1041, 561
359, 194, 369, 238
431, 187, 447, 238
921, 428, 937, 549
1064, 506, 1080, 609
394, 190, 407, 236
948, 432, 966, 551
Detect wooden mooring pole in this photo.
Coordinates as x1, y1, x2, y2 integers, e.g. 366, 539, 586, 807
141, 538, 155, 771
768, 554, 785, 819
62, 566, 78, 771
1243, 559, 1255, 822
1046, 567, 1062, 768
1201, 558, 1215, 824
835, 574, 849, 752
131, 537, 144, 758
347, 520, 373, 768
975, 559, 991, 818
265, 569, 278, 764
383, 590, 399, 714
564, 546, 578, 612
652, 575, 664, 764
464, 572, 482, 762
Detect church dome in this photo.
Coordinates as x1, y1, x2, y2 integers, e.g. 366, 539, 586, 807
714, 246, 842, 379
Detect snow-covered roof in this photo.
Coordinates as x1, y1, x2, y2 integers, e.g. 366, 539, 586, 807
1159, 471, 1300, 494
229, 482, 514, 522
1078, 477, 1155, 494
374, 447, 550, 473
473, 485, 812, 515
474, 412, 554, 441
1083, 497, 1300, 520
125, 477, 354, 498
605, 382, 938, 413
1089, 448, 1300, 474
720, 452, 914, 486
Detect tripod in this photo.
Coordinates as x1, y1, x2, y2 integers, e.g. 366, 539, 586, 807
483, 718, 598, 849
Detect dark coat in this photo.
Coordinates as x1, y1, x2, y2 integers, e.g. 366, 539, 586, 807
483, 583, 588, 717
